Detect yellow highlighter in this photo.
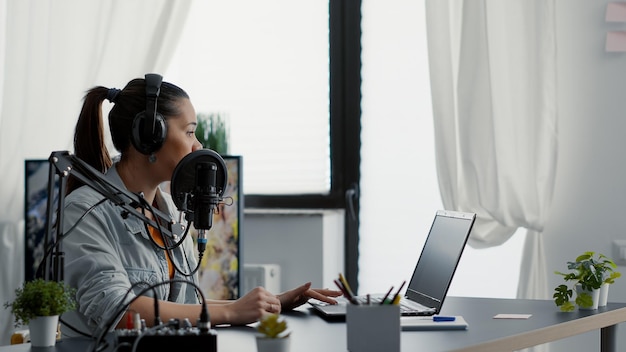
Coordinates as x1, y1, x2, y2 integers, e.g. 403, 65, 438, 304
389, 280, 406, 305
392, 295, 401, 305
339, 273, 355, 297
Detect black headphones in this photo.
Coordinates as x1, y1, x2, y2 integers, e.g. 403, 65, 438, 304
131, 73, 168, 155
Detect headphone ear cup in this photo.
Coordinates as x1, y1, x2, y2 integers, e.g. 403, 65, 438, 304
131, 111, 168, 155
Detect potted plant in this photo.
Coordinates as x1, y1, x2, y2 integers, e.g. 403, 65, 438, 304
256, 313, 291, 352
4, 279, 76, 347
596, 254, 621, 307
196, 112, 229, 154
553, 251, 621, 311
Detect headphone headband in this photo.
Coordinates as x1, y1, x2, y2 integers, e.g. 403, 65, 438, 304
143, 73, 163, 141
130, 73, 168, 155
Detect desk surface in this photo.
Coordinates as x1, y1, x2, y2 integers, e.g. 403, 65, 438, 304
3, 297, 626, 352
217, 296, 626, 352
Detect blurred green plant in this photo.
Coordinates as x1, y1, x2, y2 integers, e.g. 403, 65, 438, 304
553, 251, 621, 311
257, 313, 290, 339
4, 279, 76, 327
196, 112, 229, 154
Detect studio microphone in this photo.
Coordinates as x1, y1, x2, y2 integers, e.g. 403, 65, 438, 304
170, 149, 228, 255
194, 162, 219, 254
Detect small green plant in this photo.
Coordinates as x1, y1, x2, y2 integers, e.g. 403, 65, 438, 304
553, 251, 621, 312
257, 314, 290, 339
4, 279, 77, 327
196, 112, 229, 154
553, 284, 575, 312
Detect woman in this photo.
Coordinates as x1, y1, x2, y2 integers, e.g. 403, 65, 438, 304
61, 74, 339, 337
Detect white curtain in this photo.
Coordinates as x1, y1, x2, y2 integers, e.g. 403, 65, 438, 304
0, 221, 24, 344
425, 0, 558, 303
0, 0, 191, 345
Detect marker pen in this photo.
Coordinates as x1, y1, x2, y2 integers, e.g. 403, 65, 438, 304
433, 316, 456, 322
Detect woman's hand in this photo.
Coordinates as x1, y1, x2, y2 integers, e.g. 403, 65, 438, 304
220, 287, 282, 325
210, 283, 341, 326
277, 282, 342, 311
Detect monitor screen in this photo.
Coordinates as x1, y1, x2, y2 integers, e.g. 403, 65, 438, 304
24, 155, 243, 299
194, 155, 243, 299
24, 159, 58, 281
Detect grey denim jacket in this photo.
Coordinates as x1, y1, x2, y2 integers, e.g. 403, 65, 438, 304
60, 163, 199, 337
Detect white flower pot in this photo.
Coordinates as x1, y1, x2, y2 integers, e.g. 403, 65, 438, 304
575, 285, 600, 310
256, 336, 290, 352
599, 282, 610, 307
28, 315, 59, 347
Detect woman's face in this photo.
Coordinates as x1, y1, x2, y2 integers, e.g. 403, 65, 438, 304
156, 98, 203, 179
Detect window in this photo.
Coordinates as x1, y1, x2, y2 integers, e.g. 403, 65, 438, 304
166, 0, 331, 196
360, 0, 440, 294
166, 0, 361, 289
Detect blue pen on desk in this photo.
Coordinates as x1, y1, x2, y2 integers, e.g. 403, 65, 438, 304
433, 316, 456, 322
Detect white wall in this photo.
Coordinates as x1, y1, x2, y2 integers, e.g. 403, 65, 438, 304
241, 210, 344, 293
547, 0, 626, 301
543, 0, 626, 350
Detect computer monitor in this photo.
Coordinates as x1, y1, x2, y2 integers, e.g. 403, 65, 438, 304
195, 155, 243, 299
23, 155, 243, 299
24, 159, 58, 281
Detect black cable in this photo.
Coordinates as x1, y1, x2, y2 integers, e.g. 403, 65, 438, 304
45, 190, 200, 340
44, 194, 192, 340
137, 195, 186, 251
136, 190, 236, 281
130, 323, 166, 352
138, 196, 201, 277
92, 278, 209, 352
41, 154, 210, 348
35, 198, 108, 279
152, 287, 161, 327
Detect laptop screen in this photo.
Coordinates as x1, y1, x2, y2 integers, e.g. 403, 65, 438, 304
405, 210, 475, 312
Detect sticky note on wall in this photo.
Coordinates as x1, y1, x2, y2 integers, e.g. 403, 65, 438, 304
606, 31, 626, 52
606, 2, 626, 22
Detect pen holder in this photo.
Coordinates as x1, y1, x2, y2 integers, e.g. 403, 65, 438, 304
346, 304, 400, 352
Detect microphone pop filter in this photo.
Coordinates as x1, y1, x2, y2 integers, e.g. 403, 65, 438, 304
170, 149, 228, 212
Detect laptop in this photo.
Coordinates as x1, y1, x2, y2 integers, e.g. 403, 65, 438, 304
309, 210, 476, 322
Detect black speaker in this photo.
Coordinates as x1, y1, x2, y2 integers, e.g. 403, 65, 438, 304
131, 73, 168, 155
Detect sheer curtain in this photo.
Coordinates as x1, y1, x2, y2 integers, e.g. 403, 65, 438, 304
425, 0, 558, 303
0, 0, 191, 345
